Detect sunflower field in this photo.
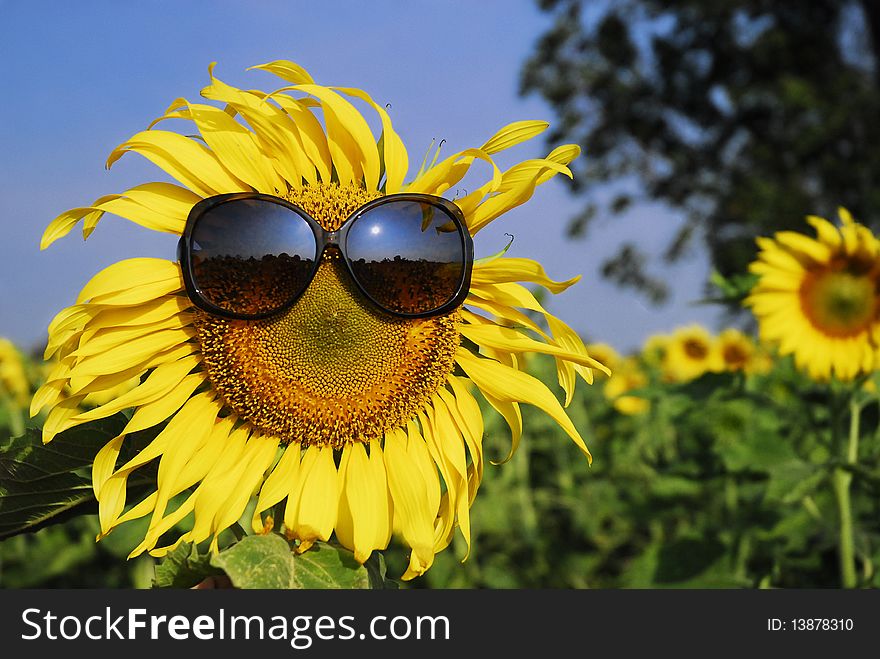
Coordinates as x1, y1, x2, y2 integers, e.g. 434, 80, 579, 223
2, 56, 880, 591
3, 256, 880, 588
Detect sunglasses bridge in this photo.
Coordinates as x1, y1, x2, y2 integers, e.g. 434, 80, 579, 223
323, 230, 341, 249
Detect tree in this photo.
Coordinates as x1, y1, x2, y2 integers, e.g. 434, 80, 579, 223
522, 0, 880, 303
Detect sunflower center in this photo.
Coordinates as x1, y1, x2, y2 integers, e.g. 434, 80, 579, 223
683, 339, 709, 360
801, 267, 879, 337
194, 183, 460, 447
722, 344, 749, 368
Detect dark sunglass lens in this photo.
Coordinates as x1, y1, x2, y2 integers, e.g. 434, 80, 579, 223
189, 199, 317, 316
345, 200, 466, 314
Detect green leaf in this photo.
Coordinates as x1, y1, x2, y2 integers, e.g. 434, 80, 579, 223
0, 414, 158, 540
294, 543, 373, 589
0, 416, 125, 539
364, 551, 399, 589
649, 475, 702, 499
210, 534, 296, 589
153, 541, 224, 588
653, 537, 726, 584
210, 534, 373, 589
766, 461, 827, 503
716, 430, 799, 473
1, 415, 127, 481
707, 270, 759, 302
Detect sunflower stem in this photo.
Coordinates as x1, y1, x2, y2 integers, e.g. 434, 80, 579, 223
832, 396, 860, 589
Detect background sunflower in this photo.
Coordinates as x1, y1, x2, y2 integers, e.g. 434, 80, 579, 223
746, 209, 880, 381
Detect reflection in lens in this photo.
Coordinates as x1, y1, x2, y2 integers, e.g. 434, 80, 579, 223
190, 198, 317, 316
345, 200, 465, 314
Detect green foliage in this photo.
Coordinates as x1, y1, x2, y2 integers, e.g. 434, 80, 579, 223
207, 535, 377, 589
0, 515, 155, 588
522, 0, 880, 301
385, 354, 880, 589
0, 414, 161, 540
1, 415, 128, 539
0, 413, 165, 588
151, 535, 392, 589
3, 350, 880, 589
153, 542, 224, 588
706, 270, 759, 306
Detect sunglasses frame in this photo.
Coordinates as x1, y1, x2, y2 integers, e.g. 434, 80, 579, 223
178, 192, 474, 320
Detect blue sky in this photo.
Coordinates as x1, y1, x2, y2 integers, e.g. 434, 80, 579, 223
0, 0, 722, 353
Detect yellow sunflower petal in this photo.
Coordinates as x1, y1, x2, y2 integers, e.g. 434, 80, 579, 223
480, 120, 548, 154
294, 84, 380, 189
805, 215, 842, 250
208, 433, 279, 549
71, 316, 193, 359
496, 158, 572, 192
201, 66, 319, 187
467, 160, 572, 234
336, 440, 392, 563
85, 296, 192, 330
455, 348, 591, 463
417, 409, 458, 553
384, 427, 436, 579
148, 393, 220, 528
67, 343, 196, 397
287, 444, 338, 543
460, 322, 606, 371
335, 86, 409, 194
773, 230, 831, 263
428, 396, 471, 555
76, 258, 183, 306
187, 423, 251, 544
41, 395, 86, 444
118, 373, 203, 435
251, 442, 301, 533
471, 257, 580, 294
68, 328, 194, 378
540, 144, 581, 183
42, 183, 201, 249
267, 93, 333, 183
71, 355, 200, 422
248, 59, 315, 85
405, 148, 500, 198
438, 385, 483, 503
107, 130, 249, 197
168, 101, 285, 193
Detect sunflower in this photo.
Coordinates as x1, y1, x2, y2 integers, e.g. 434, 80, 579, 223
31, 60, 607, 579
1, 338, 30, 408
585, 342, 620, 376
745, 208, 880, 382
716, 328, 755, 373
744, 345, 775, 376
641, 333, 669, 368
1, 338, 30, 438
603, 356, 649, 415
661, 324, 721, 383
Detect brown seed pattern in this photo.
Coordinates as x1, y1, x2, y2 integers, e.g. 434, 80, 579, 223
194, 183, 461, 447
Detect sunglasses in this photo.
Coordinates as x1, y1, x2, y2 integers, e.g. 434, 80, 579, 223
178, 192, 474, 320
